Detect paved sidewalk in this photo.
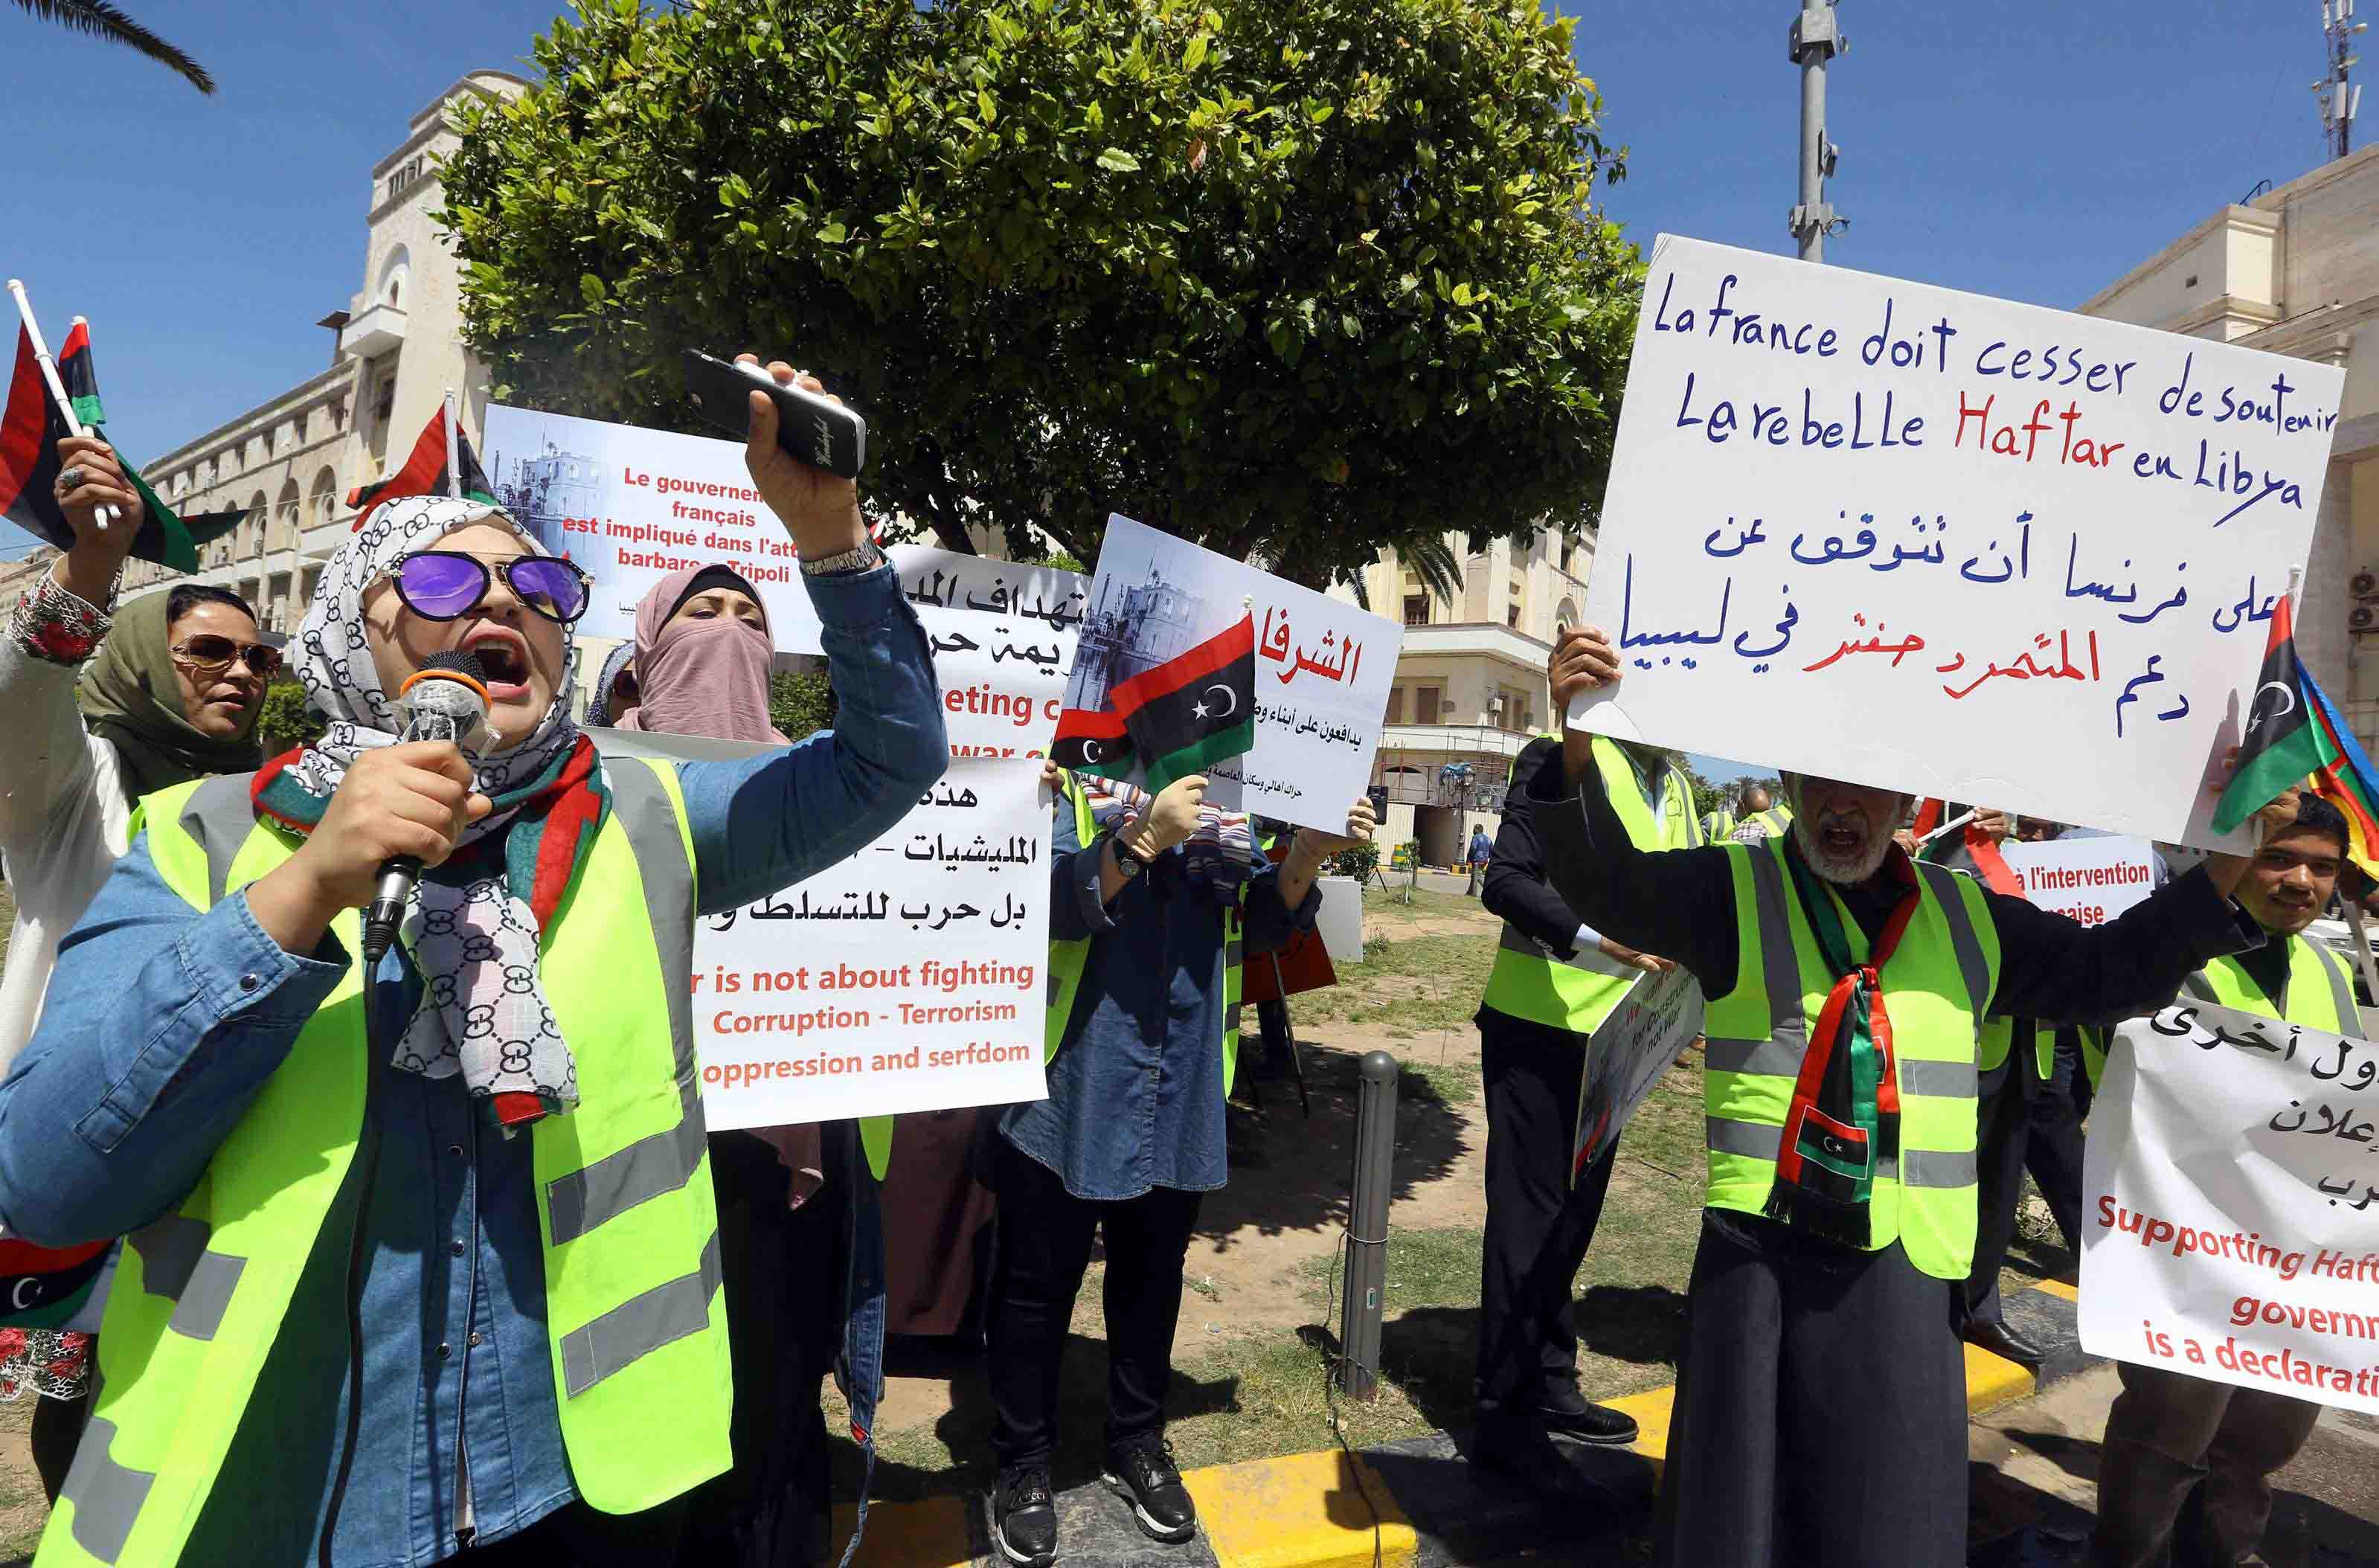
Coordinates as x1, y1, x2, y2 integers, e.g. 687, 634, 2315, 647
832, 1280, 2090, 1567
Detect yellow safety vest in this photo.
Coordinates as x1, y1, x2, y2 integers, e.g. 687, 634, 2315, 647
42, 762, 732, 1568
1479, 734, 1704, 1035
1042, 772, 1245, 1092
1702, 837, 2003, 1279
2082, 934, 2360, 1087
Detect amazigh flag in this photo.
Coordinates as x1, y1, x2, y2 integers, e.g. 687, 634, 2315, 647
0, 321, 247, 573
2212, 594, 2322, 833
347, 405, 495, 526
1113, 614, 1258, 791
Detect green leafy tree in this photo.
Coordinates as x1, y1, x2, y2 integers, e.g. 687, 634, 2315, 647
768, 667, 838, 739
254, 680, 327, 753
439, 0, 1636, 587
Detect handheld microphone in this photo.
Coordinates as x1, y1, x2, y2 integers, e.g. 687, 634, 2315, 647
360, 651, 491, 965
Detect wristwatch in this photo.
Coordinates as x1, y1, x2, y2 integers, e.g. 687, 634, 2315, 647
1110, 829, 1156, 878
798, 540, 884, 576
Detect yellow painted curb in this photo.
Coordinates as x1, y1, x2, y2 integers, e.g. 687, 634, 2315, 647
831, 1494, 975, 1568
1181, 1448, 1419, 1568
1964, 1340, 2038, 1415
2032, 1276, 2079, 1303
1609, 1385, 1678, 1472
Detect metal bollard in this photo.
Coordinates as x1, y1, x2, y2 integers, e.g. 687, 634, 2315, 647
1339, 1050, 1398, 1400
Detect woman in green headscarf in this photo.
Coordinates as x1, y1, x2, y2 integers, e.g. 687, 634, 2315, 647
0, 435, 272, 1502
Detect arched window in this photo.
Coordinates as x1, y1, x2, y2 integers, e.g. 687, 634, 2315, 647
246, 492, 269, 556
309, 465, 338, 527
1556, 597, 1579, 632
377, 245, 411, 310
274, 478, 302, 549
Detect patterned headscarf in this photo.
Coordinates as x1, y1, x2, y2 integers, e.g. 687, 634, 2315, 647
254, 495, 605, 1130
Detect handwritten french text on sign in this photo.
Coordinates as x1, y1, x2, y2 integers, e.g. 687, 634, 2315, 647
1569, 236, 2344, 850
1574, 963, 1705, 1180
2081, 1005, 2379, 1416
1998, 836, 2160, 928
588, 732, 1050, 1125
1073, 514, 1401, 834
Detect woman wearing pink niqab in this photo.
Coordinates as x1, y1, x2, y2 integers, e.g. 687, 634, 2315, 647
622, 562, 837, 1568
617, 564, 789, 743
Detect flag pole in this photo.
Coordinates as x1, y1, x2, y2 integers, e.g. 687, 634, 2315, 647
5, 280, 111, 532
443, 389, 460, 498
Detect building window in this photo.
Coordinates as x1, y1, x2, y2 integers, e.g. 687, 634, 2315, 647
1413, 686, 1443, 724
1384, 687, 1406, 724
1497, 685, 1533, 733
1559, 536, 1578, 574
1403, 593, 1429, 626
1506, 576, 1525, 630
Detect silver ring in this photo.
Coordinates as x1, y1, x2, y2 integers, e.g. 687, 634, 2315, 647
57, 466, 85, 492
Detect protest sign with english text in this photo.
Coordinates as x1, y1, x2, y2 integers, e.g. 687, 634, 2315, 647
1568, 237, 2343, 851
2081, 1004, 2379, 1416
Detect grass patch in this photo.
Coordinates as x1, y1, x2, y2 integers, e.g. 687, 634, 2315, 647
1295, 931, 1497, 1039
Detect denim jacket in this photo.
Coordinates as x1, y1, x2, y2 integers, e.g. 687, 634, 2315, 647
998, 802, 1318, 1201
0, 561, 941, 1567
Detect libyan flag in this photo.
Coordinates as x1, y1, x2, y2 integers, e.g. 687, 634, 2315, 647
0, 321, 248, 573
2212, 593, 2322, 833
1053, 614, 1257, 791
348, 405, 495, 526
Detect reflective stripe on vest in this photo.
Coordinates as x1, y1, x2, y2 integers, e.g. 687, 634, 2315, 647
45, 760, 730, 1568
1042, 771, 1248, 1092
2182, 936, 2359, 1036
1701, 839, 2003, 1279
1479, 736, 1700, 1035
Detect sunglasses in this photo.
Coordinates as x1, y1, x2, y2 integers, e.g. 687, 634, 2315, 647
171, 636, 283, 678
388, 550, 591, 625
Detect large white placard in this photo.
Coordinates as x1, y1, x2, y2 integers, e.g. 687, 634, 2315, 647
1571, 236, 2345, 850
589, 733, 1050, 1126
1998, 835, 2160, 928
2081, 1005, 2379, 1416
1070, 514, 1401, 832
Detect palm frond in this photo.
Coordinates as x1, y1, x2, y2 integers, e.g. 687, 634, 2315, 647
1400, 534, 1465, 611
13, 0, 215, 93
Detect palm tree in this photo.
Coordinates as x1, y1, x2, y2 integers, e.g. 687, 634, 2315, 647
12, 0, 214, 94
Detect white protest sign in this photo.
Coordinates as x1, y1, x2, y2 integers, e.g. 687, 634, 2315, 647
2081, 1004, 2379, 1416
1999, 835, 2160, 928
1574, 963, 1704, 1180
483, 403, 815, 639
588, 732, 1050, 1125
1069, 514, 1401, 833
919, 605, 1076, 759
1571, 236, 2344, 850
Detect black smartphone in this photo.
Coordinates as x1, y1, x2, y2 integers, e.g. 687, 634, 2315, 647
682, 348, 867, 480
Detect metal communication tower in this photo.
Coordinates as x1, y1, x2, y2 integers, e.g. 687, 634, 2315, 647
2319, 0, 2365, 160
1788, 1, 1847, 261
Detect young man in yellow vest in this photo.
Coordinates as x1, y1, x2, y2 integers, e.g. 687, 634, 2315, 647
0, 362, 946, 1568
2093, 791, 2360, 1568
1470, 731, 1696, 1506
1535, 626, 2273, 1568
1705, 782, 1792, 846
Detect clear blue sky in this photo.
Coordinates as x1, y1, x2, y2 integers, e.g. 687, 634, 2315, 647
0, 0, 2338, 574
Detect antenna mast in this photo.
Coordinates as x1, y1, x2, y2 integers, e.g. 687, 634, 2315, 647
2319, 0, 2364, 161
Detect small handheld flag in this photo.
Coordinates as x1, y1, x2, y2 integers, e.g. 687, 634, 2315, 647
347, 399, 496, 527
2212, 594, 2325, 835
0, 289, 248, 572
1054, 614, 1257, 791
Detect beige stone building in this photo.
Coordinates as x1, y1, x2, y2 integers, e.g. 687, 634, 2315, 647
109, 70, 527, 631
2078, 141, 2379, 746
1332, 529, 1593, 865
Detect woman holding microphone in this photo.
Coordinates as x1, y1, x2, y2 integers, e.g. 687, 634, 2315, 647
0, 359, 943, 1568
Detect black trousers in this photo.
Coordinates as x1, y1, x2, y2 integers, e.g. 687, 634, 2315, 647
986, 1139, 1204, 1469
1656, 1212, 1967, 1568
2093, 1359, 2321, 1567
1964, 1024, 2090, 1328
675, 1128, 852, 1568
470, 1498, 690, 1567
31, 1383, 91, 1503
1474, 1013, 1619, 1424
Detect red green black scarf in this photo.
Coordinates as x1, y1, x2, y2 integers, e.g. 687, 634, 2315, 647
1763, 839, 1920, 1248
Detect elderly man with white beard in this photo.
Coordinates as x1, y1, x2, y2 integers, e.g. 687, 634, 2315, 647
1531, 626, 2275, 1568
